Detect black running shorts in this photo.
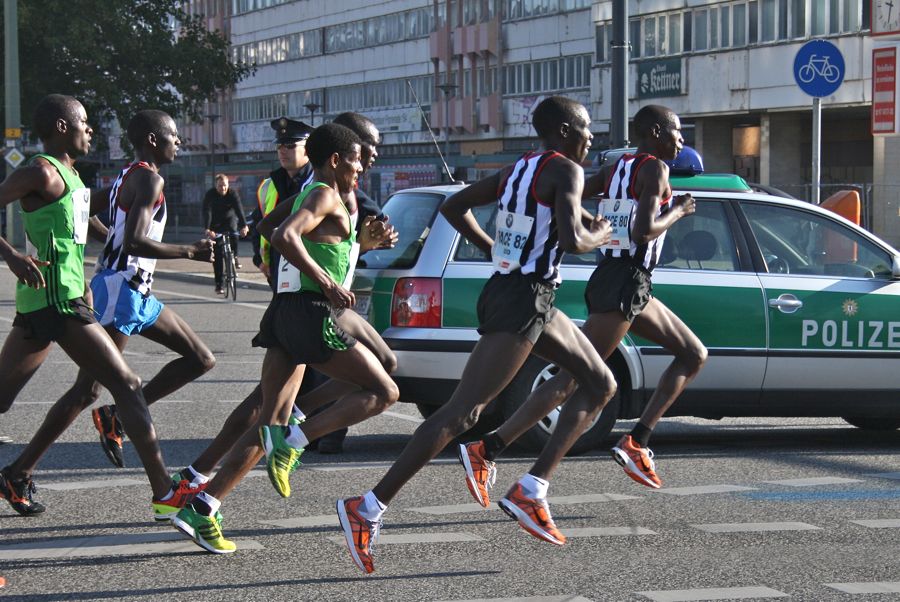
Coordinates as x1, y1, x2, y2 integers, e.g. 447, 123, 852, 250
584, 258, 653, 322
476, 271, 558, 344
13, 297, 97, 342
252, 291, 357, 365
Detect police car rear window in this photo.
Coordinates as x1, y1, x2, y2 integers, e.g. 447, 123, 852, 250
357, 192, 443, 270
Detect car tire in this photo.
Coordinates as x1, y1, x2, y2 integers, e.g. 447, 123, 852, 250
842, 416, 900, 431
498, 355, 621, 455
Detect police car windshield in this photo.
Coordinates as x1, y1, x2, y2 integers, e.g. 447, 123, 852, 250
357, 192, 444, 270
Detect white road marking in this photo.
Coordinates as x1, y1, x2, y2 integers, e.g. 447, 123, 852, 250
548, 493, 642, 504
863, 472, 900, 480
691, 521, 820, 533
850, 519, 900, 528
328, 532, 484, 546
0, 315, 13, 323
439, 596, 593, 602
151, 287, 266, 311
763, 477, 862, 487
409, 503, 492, 515
637, 586, 789, 601
562, 526, 656, 537
380, 410, 425, 423
307, 458, 457, 472
824, 582, 900, 594
655, 485, 757, 496
0, 531, 263, 559
40, 478, 146, 491
260, 514, 338, 528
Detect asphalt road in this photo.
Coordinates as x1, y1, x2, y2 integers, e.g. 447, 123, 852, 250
1, 266, 900, 601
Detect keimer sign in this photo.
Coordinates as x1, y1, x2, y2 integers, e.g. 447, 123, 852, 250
637, 58, 684, 99
873, 46, 898, 135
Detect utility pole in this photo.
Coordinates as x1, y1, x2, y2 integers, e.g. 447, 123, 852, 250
610, 0, 629, 149
207, 112, 220, 187
4, 0, 22, 244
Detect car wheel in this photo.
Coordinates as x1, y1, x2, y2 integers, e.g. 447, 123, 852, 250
842, 416, 900, 431
497, 355, 621, 455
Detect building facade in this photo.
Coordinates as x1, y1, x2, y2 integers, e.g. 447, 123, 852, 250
168, 0, 885, 243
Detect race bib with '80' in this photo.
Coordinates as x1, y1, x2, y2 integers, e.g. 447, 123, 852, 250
599, 197, 635, 251
492, 210, 534, 273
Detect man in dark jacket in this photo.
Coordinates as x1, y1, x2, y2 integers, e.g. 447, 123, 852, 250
203, 174, 248, 294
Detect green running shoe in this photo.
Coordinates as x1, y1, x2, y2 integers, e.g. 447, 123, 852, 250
172, 504, 235, 554
259, 425, 303, 498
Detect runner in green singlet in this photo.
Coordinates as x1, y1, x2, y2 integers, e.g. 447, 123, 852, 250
0, 95, 199, 520
172, 123, 399, 554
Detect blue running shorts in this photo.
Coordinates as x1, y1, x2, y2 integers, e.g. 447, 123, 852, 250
90, 269, 164, 335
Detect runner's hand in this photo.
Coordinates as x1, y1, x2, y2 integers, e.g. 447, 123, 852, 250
323, 280, 355, 310
360, 216, 398, 251
240, 226, 249, 238
674, 193, 696, 216
8, 253, 49, 289
205, 229, 217, 239
190, 239, 215, 263
591, 215, 613, 247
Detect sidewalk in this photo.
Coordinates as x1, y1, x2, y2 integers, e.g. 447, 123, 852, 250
83, 234, 271, 292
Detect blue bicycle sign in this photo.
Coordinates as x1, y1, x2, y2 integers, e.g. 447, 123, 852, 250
794, 39, 844, 97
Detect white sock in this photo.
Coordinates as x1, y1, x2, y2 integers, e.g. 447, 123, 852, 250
185, 465, 209, 485
519, 473, 549, 499
292, 405, 306, 422
358, 490, 387, 521
195, 491, 221, 515
285, 424, 310, 449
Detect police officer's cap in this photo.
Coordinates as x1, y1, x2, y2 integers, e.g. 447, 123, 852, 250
271, 117, 313, 143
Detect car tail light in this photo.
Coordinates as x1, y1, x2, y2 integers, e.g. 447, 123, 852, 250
391, 278, 442, 327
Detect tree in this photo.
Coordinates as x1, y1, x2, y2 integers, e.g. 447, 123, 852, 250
2, 0, 254, 131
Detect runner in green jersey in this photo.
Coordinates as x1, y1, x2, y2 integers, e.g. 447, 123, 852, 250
172, 123, 399, 554
0, 95, 197, 519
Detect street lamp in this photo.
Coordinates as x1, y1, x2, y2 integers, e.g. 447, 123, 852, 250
435, 82, 458, 181
304, 102, 321, 126
206, 112, 220, 186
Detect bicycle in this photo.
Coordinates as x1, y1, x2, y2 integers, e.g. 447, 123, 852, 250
214, 232, 238, 301
798, 54, 840, 84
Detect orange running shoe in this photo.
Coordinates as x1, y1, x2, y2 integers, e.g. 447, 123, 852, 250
457, 441, 496, 508
498, 483, 566, 546
0, 468, 45, 516
611, 434, 662, 488
0, 575, 5, 588
91, 405, 125, 468
152, 479, 203, 522
336, 496, 381, 574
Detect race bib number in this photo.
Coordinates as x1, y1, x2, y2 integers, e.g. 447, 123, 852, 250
599, 197, 635, 251
277, 255, 301, 293
71, 187, 91, 244
492, 210, 534, 273
342, 242, 360, 289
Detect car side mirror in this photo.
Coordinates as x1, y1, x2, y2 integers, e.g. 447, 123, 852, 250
892, 255, 900, 280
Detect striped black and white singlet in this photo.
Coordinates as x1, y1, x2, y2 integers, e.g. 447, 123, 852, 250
494, 150, 565, 285
96, 162, 167, 295
602, 153, 671, 271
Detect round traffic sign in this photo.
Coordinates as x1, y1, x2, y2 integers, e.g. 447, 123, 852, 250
794, 39, 845, 97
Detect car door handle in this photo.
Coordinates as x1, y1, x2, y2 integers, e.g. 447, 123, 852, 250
768, 294, 803, 314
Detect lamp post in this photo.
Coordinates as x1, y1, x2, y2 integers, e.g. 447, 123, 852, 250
206, 112, 220, 186
304, 102, 321, 126
435, 83, 458, 181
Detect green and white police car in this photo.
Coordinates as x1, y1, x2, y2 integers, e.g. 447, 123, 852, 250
352, 164, 900, 453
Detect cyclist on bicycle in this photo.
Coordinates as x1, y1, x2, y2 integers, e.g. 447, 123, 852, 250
203, 173, 249, 295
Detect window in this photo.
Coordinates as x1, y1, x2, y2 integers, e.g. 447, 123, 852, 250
644, 16, 657, 56
694, 10, 708, 51
364, 193, 444, 269
630, 19, 642, 58
791, 0, 805, 37
657, 201, 740, 272
742, 203, 893, 278
710, 7, 719, 47
761, 0, 776, 41
721, 6, 731, 46
749, 0, 759, 42
734, 3, 747, 45
669, 13, 682, 53
811, 0, 826, 34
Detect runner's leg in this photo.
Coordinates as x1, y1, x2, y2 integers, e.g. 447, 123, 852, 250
0, 327, 52, 414
189, 384, 263, 476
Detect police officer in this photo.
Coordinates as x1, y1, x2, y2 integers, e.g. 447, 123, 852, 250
250, 117, 314, 283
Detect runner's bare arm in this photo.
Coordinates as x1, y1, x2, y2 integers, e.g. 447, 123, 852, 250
90, 186, 112, 216
631, 159, 695, 245
0, 162, 59, 287
272, 187, 355, 308
440, 170, 504, 256
88, 216, 108, 242
582, 164, 612, 200
256, 196, 294, 240
550, 158, 611, 254
120, 169, 214, 262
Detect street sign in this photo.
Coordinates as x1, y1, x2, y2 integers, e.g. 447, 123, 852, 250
793, 39, 845, 97
873, 46, 898, 135
4, 128, 21, 139
4, 148, 24, 169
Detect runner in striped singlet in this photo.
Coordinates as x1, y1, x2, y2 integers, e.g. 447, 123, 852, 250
476, 104, 706, 491
337, 96, 616, 573
0, 96, 193, 520
2, 111, 217, 509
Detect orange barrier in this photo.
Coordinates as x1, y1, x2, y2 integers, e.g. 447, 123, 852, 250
822, 190, 861, 262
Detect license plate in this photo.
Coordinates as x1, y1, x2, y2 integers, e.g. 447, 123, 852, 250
353, 294, 371, 318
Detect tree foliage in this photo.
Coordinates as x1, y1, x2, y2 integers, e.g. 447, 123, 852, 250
3, 0, 254, 130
